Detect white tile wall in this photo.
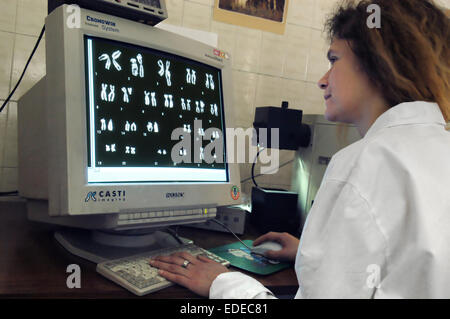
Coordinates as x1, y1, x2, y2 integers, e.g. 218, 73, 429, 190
232, 70, 258, 128
0, 32, 15, 101
10, 34, 46, 101
182, 1, 212, 30
16, 0, 48, 37
254, 74, 283, 109
280, 78, 306, 111
0, 0, 18, 33
286, 0, 315, 28
283, 24, 310, 81
233, 26, 262, 72
211, 20, 236, 59
4, 0, 411, 194
162, 0, 184, 26
259, 32, 286, 77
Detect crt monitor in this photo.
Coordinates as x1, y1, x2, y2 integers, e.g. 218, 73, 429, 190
17, 5, 241, 262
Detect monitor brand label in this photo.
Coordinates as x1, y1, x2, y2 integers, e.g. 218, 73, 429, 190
213, 49, 229, 60
85, 190, 126, 202
65, 5, 119, 33
166, 192, 185, 199
86, 16, 117, 27
85, 191, 97, 202
204, 53, 223, 63
85, 15, 120, 33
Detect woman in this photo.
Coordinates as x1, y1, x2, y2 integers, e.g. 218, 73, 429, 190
149, 0, 450, 298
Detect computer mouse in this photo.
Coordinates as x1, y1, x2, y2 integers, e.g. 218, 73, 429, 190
250, 241, 283, 256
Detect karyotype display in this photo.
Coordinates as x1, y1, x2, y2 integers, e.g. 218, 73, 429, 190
144, 91, 157, 106
131, 54, 145, 78
125, 121, 137, 132
164, 94, 174, 108
105, 144, 116, 152
125, 146, 136, 155
99, 50, 122, 71
101, 84, 116, 102
179, 147, 188, 156
158, 59, 172, 86
122, 87, 133, 103
183, 124, 192, 133
157, 149, 167, 155
195, 101, 205, 114
205, 74, 215, 90
100, 118, 114, 131
181, 98, 191, 111
186, 68, 196, 84
87, 36, 224, 169
210, 104, 219, 116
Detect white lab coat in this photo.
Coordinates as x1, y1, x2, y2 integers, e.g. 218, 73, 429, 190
209, 101, 450, 299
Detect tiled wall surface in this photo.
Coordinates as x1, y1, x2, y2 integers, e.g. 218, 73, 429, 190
0, 0, 449, 196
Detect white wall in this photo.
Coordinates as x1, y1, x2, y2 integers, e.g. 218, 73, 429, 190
0, 0, 448, 196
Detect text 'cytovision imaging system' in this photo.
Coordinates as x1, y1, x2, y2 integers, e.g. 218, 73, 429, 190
18, 5, 241, 265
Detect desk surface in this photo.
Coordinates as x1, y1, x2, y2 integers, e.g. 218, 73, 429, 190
0, 199, 298, 298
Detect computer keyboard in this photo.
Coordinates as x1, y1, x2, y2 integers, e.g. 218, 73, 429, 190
96, 243, 230, 296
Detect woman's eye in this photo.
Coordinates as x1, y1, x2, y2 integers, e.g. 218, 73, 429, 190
329, 57, 337, 64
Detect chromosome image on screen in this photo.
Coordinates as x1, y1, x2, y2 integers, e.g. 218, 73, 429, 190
84, 35, 228, 183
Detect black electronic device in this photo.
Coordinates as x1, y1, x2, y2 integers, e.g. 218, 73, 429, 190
250, 102, 310, 236
253, 101, 311, 150
250, 187, 301, 236
48, 0, 168, 26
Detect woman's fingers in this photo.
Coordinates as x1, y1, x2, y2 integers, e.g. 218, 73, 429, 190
252, 232, 300, 262
152, 252, 197, 266
171, 252, 199, 265
196, 254, 216, 263
150, 252, 229, 297
149, 252, 200, 276
157, 269, 191, 287
253, 232, 282, 246
150, 258, 189, 276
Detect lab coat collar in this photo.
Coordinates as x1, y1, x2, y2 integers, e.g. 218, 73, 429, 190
364, 101, 446, 139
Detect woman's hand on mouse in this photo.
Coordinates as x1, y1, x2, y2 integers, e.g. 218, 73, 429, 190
253, 232, 300, 262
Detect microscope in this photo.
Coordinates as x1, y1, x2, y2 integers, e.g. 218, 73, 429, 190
251, 102, 360, 236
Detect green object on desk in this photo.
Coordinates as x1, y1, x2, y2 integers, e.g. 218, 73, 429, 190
208, 240, 292, 276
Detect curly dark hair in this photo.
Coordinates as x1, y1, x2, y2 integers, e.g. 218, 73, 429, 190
324, 0, 450, 121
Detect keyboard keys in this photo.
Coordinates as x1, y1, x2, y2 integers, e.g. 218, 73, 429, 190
97, 243, 230, 296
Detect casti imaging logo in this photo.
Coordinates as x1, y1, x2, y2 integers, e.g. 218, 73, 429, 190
85, 190, 126, 202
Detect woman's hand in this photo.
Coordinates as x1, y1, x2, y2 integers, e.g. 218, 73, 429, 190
253, 232, 300, 262
149, 252, 229, 297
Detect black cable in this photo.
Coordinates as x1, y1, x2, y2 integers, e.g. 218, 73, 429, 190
0, 25, 45, 113
165, 227, 184, 245
210, 218, 252, 250
251, 148, 265, 188
241, 158, 295, 184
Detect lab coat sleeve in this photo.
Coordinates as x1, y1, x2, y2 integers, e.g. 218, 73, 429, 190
297, 179, 388, 298
209, 272, 277, 299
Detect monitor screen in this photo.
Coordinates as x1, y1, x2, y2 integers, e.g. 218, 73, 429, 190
84, 35, 228, 184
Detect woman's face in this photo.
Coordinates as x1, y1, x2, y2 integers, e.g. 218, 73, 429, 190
318, 38, 380, 126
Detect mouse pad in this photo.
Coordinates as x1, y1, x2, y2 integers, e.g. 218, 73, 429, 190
208, 240, 293, 276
